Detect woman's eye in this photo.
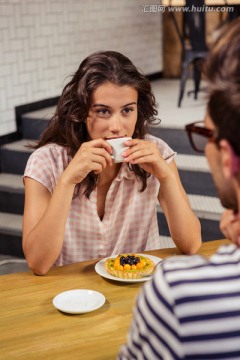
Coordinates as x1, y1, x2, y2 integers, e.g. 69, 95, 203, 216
96, 109, 110, 116
122, 107, 133, 115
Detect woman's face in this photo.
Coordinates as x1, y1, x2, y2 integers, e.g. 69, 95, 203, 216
86, 82, 138, 140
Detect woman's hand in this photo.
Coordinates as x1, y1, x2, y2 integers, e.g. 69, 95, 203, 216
220, 209, 240, 245
122, 139, 171, 181
62, 139, 113, 185
122, 139, 201, 255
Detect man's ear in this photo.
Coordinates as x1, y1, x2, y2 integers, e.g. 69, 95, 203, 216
219, 140, 240, 178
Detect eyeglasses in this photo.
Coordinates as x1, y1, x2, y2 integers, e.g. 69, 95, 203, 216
185, 121, 217, 153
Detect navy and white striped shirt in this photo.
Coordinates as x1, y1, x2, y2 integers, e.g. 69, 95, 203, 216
118, 245, 240, 359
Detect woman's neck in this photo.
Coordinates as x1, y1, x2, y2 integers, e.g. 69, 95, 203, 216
98, 163, 122, 186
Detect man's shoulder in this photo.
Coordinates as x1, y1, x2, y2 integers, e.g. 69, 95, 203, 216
159, 244, 240, 286
164, 243, 238, 267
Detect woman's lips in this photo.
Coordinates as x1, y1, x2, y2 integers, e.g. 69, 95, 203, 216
105, 136, 128, 140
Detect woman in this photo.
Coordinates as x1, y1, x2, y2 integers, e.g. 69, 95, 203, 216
23, 51, 201, 275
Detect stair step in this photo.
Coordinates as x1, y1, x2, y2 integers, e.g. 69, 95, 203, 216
150, 127, 198, 155
0, 139, 34, 152
159, 236, 176, 249
157, 194, 224, 221
178, 169, 217, 197
22, 106, 55, 139
157, 211, 223, 241
0, 212, 23, 257
188, 194, 224, 220
0, 139, 34, 175
0, 173, 24, 214
175, 154, 210, 173
0, 255, 28, 274
0, 212, 22, 236
0, 173, 23, 192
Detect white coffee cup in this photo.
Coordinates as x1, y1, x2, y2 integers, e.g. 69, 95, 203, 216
106, 137, 132, 163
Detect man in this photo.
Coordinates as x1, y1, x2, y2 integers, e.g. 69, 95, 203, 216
118, 18, 240, 359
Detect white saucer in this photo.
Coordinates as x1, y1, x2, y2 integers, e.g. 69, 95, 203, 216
95, 254, 162, 283
53, 289, 105, 314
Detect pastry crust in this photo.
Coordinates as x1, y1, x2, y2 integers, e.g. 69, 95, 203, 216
105, 254, 155, 279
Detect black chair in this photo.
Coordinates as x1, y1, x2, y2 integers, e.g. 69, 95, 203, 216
228, 5, 240, 21
170, 0, 208, 107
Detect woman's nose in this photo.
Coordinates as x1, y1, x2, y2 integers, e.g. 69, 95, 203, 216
109, 115, 122, 133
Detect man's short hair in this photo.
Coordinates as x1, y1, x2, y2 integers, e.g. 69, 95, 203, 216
205, 18, 240, 156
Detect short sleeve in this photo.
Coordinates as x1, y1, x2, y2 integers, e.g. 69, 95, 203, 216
23, 144, 69, 194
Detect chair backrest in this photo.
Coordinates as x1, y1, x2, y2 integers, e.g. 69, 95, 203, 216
184, 0, 207, 51
228, 5, 240, 21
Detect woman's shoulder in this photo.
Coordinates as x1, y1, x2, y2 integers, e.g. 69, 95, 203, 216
30, 143, 69, 159
32, 143, 67, 153
145, 134, 168, 146
24, 144, 69, 192
26, 143, 71, 171
24, 143, 70, 185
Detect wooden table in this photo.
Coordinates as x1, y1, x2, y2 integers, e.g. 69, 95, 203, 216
0, 239, 230, 360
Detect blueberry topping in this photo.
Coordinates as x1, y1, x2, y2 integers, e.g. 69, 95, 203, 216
118, 254, 142, 267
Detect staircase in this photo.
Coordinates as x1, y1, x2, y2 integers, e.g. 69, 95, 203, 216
0, 106, 55, 257
0, 103, 224, 258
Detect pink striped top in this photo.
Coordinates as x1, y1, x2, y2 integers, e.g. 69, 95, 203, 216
24, 135, 175, 266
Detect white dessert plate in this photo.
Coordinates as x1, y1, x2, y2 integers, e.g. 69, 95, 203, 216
53, 289, 105, 314
95, 254, 162, 283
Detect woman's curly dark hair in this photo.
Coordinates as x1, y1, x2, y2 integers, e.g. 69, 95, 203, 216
34, 51, 159, 197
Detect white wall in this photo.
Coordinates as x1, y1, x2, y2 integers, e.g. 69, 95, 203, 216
0, 0, 163, 136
